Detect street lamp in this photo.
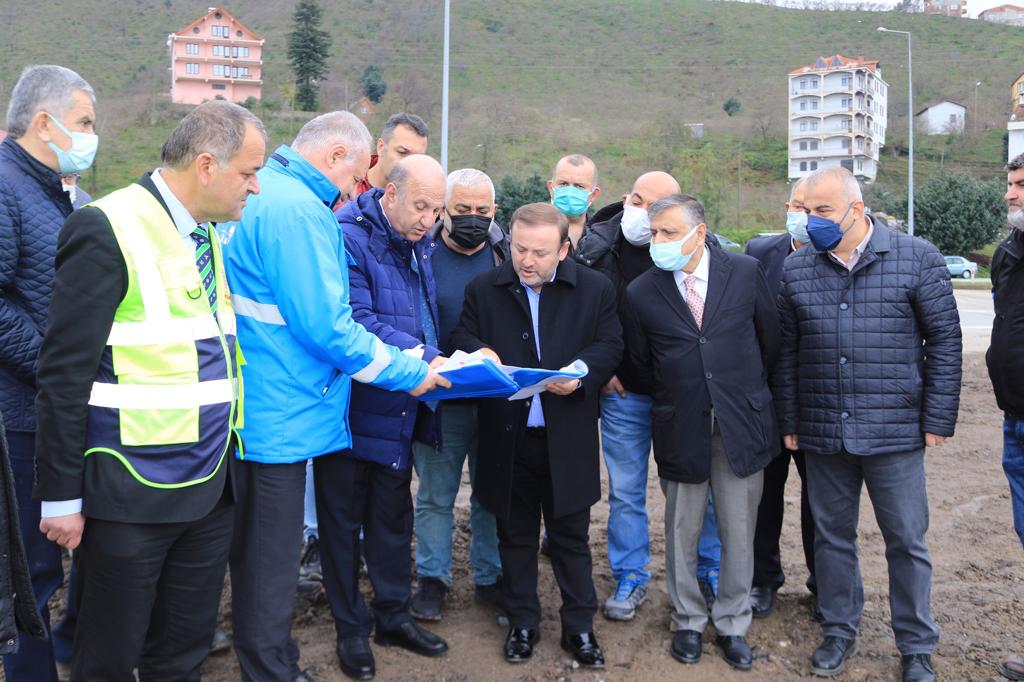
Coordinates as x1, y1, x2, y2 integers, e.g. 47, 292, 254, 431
440, 0, 451, 174
975, 80, 982, 136
878, 26, 914, 236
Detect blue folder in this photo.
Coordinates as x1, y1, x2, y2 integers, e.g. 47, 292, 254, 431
419, 359, 519, 400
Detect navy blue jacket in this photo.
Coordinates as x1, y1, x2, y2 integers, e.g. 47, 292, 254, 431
773, 219, 962, 456
0, 136, 74, 432
337, 189, 442, 468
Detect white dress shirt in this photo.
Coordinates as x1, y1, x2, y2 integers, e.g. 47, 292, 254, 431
673, 245, 711, 302
828, 222, 874, 271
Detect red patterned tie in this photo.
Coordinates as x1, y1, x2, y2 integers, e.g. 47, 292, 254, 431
684, 274, 704, 329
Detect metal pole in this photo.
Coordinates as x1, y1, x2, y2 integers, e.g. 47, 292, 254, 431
907, 32, 914, 236
975, 81, 981, 136
440, 0, 451, 174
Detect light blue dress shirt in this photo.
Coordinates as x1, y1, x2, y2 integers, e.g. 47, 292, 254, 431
522, 280, 546, 427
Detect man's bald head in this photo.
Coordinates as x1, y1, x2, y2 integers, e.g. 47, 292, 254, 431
382, 154, 446, 242
552, 154, 599, 189
628, 171, 681, 210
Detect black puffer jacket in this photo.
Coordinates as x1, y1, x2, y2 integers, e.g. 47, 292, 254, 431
0, 136, 74, 431
774, 219, 962, 456
987, 228, 1024, 418
0, 414, 46, 654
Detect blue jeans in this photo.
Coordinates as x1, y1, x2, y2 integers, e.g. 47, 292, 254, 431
412, 404, 501, 586
600, 391, 653, 584
2, 430, 61, 682
697, 495, 721, 580
1004, 418, 1024, 548
304, 459, 318, 541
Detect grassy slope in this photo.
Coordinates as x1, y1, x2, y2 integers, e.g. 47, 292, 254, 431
1, 0, 1021, 232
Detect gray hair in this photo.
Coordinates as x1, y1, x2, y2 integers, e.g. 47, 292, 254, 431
5, 65, 95, 138
292, 111, 372, 158
789, 177, 807, 201
445, 168, 495, 205
552, 153, 599, 189
161, 101, 266, 170
1008, 152, 1024, 173
380, 112, 429, 141
803, 167, 863, 204
648, 193, 705, 228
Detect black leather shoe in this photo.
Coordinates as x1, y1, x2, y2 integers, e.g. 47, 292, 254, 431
374, 621, 448, 657
336, 637, 375, 680
715, 635, 753, 671
410, 577, 448, 622
561, 631, 605, 669
901, 654, 936, 682
504, 627, 539, 663
670, 629, 702, 664
810, 636, 857, 677
750, 585, 776, 618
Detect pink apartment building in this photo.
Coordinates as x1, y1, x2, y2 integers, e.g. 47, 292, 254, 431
168, 7, 264, 105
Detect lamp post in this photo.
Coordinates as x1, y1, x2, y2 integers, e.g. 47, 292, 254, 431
440, 0, 451, 174
975, 80, 982, 136
878, 26, 914, 235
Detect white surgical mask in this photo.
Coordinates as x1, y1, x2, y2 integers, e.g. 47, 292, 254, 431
620, 204, 652, 246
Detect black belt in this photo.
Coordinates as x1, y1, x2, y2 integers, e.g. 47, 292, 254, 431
525, 426, 547, 438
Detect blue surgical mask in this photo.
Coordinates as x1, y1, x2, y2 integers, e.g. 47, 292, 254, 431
649, 226, 700, 271
806, 202, 854, 252
786, 210, 810, 244
46, 114, 98, 174
552, 186, 591, 217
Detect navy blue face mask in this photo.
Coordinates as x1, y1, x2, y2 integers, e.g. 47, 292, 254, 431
806, 202, 855, 252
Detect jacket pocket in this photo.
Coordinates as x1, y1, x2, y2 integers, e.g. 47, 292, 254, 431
321, 368, 342, 397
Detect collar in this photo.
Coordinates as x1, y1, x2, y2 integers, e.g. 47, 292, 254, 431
151, 168, 201, 237
1, 136, 66, 200
267, 144, 340, 207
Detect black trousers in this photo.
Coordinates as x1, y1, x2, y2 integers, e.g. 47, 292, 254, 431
752, 446, 816, 592
498, 430, 597, 633
314, 453, 415, 639
71, 501, 233, 682
229, 457, 307, 681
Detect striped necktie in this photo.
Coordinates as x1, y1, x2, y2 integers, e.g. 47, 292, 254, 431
190, 223, 218, 316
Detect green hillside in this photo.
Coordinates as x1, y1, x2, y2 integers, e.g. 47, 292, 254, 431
1, 0, 1021, 233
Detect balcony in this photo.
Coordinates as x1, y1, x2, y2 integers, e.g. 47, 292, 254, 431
175, 74, 263, 85
175, 55, 263, 66
790, 148, 823, 158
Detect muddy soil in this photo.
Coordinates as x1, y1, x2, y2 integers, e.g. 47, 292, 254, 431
192, 352, 1022, 680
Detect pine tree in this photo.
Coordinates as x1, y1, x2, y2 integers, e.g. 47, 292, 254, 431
287, 0, 331, 112
360, 64, 388, 104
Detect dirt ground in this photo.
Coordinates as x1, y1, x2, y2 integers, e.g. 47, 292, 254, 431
191, 351, 1021, 681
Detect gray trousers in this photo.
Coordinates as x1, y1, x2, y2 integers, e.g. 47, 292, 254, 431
804, 449, 939, 655
661, 430, 763, 635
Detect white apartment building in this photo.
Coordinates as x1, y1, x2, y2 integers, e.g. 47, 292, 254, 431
788, 55, 889, 183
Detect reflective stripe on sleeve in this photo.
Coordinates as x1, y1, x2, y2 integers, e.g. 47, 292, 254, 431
231, 294, 286, 326
351, 337, 391, 384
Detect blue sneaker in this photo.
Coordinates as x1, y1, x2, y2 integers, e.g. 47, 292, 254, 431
698, 568, 719, 610
603, 574, 648, 621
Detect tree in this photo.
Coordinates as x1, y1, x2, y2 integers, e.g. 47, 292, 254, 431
287, 0, 331, 112
495, 174, 550, 226
361, 64, 388, 104
723, 97, 742, 117
899, 173, 1005, 255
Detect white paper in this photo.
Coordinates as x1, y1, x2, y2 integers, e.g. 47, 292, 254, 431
504, 359, 589, 400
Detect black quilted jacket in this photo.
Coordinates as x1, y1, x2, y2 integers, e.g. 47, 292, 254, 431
773, 219, 962, 456
0, 136, 73, 432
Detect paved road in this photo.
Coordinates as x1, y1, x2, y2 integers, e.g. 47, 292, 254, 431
955, 288, 993, 353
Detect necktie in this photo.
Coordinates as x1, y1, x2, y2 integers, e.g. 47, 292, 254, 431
191, 223, 218, 316
684, 274, 704, 329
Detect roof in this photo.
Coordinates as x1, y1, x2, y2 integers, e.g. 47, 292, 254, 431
172, 6, 262, 40
980, 3, 1024, 14
790, 54, 880, 76
914, 100, 966, 116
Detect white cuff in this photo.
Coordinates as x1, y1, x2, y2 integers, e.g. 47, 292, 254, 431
401, 344, 426, 360
41, 499, 83, 518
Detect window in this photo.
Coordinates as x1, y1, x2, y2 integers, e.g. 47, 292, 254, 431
841, 138, 851, 149
213, 64, 226, 76
232, 46, 249, 58
841, 76, 851, 86
800, 101, 807, 111
799, 141, 808, 150
1018, 82, 1024, 93
213, 45, 224, 56
186, 63, 199, 75
810, 140, 819, 150
811, 78, 818, 88
212, 83, 226, 90
811, 100, 818, 110
800, 121, 807, 131
800, 162, 808, 171
230, 67, 249, 78
810, 120, 819, 131
842, 97, 852, 108
800, 79, 807, 90
857, 160, 864, 170
211, 25, 228, 37
185, 43, 198, 55
810, 161, 818, 170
